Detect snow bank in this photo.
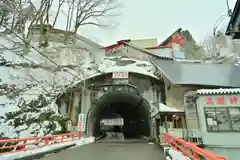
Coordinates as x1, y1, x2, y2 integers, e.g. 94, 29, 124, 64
166, 149, 190, 160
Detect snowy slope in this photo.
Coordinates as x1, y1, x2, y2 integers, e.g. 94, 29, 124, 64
0, 33, 97, 138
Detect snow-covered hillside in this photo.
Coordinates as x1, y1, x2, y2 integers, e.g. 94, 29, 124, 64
0, 33, 98, 138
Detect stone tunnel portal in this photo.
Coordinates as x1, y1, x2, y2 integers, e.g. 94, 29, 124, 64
88, 91, 150, 139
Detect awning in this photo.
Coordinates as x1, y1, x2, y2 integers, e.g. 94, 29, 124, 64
151, 102, 184, 118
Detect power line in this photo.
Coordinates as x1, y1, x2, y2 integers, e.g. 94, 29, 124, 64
226, 0, 233, 16
212, 0, 233, 36
213, 13, 228, 36
213, 0, 232, 36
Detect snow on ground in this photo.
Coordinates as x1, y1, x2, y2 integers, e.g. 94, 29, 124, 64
166, 149, 190, 160
0, 137, 95, 159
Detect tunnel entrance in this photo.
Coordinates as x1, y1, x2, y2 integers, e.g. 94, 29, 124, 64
88, 91, 150, 139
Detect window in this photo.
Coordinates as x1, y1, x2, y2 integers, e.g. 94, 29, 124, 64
184, 93, 197, 119
185, 96, 195, 109
204, 107, 240, 132
229, 108, 240, 131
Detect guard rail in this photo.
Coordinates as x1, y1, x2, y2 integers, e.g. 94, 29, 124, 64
0, 132, 82, 154
164, 133, 227, 160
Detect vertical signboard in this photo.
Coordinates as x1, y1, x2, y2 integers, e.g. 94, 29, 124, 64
78, 113, 87, 132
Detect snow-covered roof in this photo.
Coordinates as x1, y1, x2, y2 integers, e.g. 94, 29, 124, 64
197, 88, 240, 95
97, 57, 158, 79
150, 102, 183, 118
72, 56, 159, 86
158, 103, 183, 113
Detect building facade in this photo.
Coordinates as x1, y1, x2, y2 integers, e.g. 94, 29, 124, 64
196, 89, 240, 160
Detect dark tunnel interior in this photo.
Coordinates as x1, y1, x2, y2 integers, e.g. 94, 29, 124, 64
88, 91, 150, 139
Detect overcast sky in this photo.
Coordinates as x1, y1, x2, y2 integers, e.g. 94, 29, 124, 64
80, 0, 237, 46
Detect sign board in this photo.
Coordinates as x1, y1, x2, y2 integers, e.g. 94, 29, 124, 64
78, 113, 87, 131
203, 95, 240, 107
112, 72, 128, 79
66, 120, 72, 131
113, 79, 128, 84
100, 118, 124, 126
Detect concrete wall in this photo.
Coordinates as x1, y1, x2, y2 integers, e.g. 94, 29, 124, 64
130, 38, 158, 48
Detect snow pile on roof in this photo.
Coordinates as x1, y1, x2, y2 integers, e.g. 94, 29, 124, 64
150, 101, 184, 117
197, 88, 240, 95
159, 103, 183, 112
150, 102, 183, 118
0, 34, 97, 138
96, 56, 158, 78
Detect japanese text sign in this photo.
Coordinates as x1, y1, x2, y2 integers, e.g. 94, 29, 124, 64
205, 95, 239, 106
112, 72, 129, 79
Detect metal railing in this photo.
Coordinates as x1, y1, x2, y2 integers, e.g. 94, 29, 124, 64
164, 133, 227, 160
0, 132, 82, 154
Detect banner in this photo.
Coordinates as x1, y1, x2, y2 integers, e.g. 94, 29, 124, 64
78, 113, 87, 131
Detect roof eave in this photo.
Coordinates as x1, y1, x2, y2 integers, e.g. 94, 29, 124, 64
226, 0, 240, 36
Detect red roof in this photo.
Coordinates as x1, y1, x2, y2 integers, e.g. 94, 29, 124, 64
103, 40, 172, 51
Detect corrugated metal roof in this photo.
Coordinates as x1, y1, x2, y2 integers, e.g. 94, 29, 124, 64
151, 59, 240, 87
197, 88, 240, 95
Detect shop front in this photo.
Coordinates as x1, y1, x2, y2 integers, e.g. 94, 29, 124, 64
196, 89, 240, 160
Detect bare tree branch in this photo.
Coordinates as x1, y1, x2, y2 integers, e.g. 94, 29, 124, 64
73, 0, 120, 33
201, 36, 219, 58
52, 0, 66, 27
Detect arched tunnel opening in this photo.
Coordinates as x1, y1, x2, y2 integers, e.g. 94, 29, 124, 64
88, 91, 150, 139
